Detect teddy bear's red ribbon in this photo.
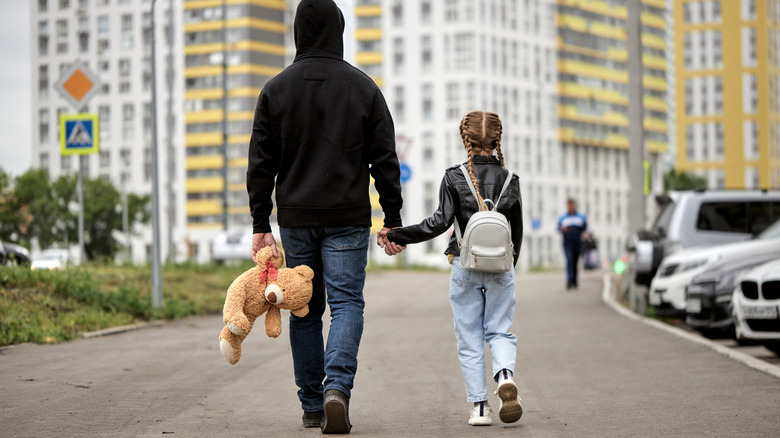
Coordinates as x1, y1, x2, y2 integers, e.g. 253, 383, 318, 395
258, 260, 279, 284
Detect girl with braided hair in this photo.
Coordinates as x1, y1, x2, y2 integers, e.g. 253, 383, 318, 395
382, 111, 524, 426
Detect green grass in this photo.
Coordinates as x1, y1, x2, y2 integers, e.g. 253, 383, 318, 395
0, 261, 254, 346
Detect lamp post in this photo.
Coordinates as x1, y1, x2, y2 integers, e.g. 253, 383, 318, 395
149, 0, 163, 308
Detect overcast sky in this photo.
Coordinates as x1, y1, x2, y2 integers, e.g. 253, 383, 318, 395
0, 0, 354, 178
0, 1, 31, 177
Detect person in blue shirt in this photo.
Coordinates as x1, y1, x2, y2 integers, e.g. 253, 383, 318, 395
557, 198, 589, 290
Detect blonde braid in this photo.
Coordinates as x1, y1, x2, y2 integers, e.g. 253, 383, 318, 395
495, 119, 505, 167
461, 114, 488, 211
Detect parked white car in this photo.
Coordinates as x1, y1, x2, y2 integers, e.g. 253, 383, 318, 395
30, 249, 72, 271
210, 229, 253, 264
648, 219, 780, 316
732, 258, 780, 355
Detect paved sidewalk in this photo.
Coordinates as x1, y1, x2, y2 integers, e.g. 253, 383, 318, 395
1, 270, 779, 437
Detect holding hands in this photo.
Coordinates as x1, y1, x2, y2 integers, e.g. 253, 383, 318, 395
377, 227, 406, 256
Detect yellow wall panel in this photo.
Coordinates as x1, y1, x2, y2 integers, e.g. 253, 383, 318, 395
186, 177, 224, 193
355, 28, 382, 41
355, 5, 382, 16
184, 0, 287, 11
186, 200, 223, 216
185, 109, 224, 124
355, 52, 383, 65
186, 155, 224, 170
186, 132, 222, 147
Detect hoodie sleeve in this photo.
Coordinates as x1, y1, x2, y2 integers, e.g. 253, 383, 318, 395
247, 89, 280, 233
511, 178, 523, 266
365, 88, 403, 228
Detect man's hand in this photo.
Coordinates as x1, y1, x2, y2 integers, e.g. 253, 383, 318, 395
377, 227, 406, 256
252, 232, 278, 260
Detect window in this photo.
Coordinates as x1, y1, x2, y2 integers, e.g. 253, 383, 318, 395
39, 152, 49, 170
122, 103, 135, 140
394, 86, 404, 122
78, 0, 87, 8
454, 32, 474, 71
39, 0, 48, 12
100, 151, 110, 168
392, 0, 403, 26
446, 82, 459, 119
119, 58, 131, 76
120, 149, 131, 168
98, 39, 109, 55
99, 105, 110, 133
56, 42, 68, 54
696, 202, 748, 233
121, 14, 133, 33
393, 38, 404, 74
421, 1, 432, 24
743, 0, 756, 19
56, 19, 67, 38
39, 109, 50, 143
39, 35, 49, 56
38, 65, 49, 98
98, 16, 109, 34
59, 0, 69, 9
445, 0, 458, 21
79, 32, 89, 53
422, 84, 433, 121
421, 35, 432, 73
39, 21, 48, 36
61, 155, 72, 171
144, 148, 151, 181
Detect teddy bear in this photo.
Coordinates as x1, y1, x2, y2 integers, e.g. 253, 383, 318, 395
219, 246, 314, 365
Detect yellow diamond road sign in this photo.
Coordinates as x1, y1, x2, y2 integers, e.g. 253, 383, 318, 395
54, 61, 101, 111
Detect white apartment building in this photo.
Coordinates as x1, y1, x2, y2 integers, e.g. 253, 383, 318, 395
30, 0, 185, 263
355, 0, 562, 270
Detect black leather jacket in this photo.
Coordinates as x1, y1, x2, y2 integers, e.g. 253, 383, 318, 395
386, 155, 523, 265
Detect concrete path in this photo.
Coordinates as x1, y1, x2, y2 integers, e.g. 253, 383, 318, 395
2, 271, 779, 437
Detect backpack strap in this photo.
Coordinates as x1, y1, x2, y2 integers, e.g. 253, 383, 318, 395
454, 166, 515, 247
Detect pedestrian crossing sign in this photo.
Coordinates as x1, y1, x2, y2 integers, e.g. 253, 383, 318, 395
60, 114, 99, 156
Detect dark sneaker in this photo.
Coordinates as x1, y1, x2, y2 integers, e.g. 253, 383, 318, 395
302, 410, 324, 428
321, 389, 351, 434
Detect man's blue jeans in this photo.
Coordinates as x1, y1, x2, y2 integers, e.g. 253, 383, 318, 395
279, 226, 369, 413
563, 240, 581, 286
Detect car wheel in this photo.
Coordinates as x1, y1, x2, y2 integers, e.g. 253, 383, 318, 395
762, 340, 780, 356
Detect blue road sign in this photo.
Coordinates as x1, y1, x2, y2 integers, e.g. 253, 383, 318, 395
60, 113, 99, 156
399, 163, 412, 184
531, 218, 542, 231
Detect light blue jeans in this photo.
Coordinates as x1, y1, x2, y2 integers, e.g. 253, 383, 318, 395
450, 257, 518, 403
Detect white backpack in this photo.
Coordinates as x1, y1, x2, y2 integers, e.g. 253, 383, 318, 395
454, 165, 515, 272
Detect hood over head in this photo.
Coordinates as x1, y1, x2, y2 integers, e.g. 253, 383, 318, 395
294, 0, 345, 61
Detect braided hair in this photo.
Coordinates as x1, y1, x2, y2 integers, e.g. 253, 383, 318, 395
459, 111, 504, 211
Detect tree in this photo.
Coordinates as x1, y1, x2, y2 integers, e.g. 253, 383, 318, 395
81, 176, 150, 260
663, 169, 707, 192
1, 166, 150, 260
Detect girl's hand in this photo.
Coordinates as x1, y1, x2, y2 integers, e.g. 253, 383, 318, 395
377, 227, 406, 256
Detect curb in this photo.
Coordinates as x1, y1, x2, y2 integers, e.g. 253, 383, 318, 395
601, 274, 780, 379
82, 321, 165, 339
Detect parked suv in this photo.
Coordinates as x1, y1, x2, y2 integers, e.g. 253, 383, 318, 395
629, 190, 780, 287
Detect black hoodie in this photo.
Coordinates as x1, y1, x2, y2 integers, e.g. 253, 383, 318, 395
247, 0, 402, 233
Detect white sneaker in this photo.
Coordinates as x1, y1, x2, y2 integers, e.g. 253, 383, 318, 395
468, 401, 492, 426
495, 369, 523, 423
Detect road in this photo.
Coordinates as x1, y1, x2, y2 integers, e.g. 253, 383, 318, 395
2, 271, 779, 437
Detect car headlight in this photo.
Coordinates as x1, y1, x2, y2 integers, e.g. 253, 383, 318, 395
678, 259, 708, 273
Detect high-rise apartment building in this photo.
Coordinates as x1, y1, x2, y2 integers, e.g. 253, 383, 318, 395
354, 0, 562, 269
30, 0, 184, 262
674, 0, 780, 189
182, 0, 289, 256
556, 0, 669, 259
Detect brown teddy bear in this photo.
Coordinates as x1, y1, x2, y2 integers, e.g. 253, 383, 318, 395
219, 246, 314, 365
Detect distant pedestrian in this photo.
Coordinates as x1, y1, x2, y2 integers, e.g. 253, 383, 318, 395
557, 198, 589, 289
381, 111, 524, 427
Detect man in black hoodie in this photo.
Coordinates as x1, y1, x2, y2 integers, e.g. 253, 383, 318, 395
247, 0, 403, 433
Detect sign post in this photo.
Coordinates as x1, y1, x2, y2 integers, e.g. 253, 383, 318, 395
55, 62, 101, 266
